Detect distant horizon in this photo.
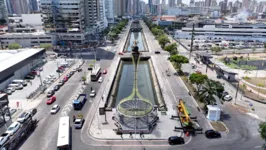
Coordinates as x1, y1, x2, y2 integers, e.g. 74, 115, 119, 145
142, 0, 264, 5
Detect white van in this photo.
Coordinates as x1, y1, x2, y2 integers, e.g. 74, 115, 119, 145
12, 80, 27, 86
8, 84, 23, 90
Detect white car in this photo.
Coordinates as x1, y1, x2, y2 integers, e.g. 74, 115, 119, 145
48, 74, 56, 80
50, 105, 60, 114
17, 112, 31, 123
223, 95, 232, 101
90, 90, 96, 97
74, 118, 84, 129
98, 77, 103, 83
43, 79, 51, 84
5, 122, 21, 136
0, 133, 10, 146
7, 87, 15, 92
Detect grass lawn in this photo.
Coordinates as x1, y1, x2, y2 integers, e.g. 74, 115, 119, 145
243, 77, 266, 87
218, 57, 258, 70
239, 86, 266, 102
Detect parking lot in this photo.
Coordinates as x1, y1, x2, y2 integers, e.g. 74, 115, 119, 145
180, 39, 265, 51
8, 58, 78, 108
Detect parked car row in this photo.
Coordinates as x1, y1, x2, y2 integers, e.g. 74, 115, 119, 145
0, 79, 28, 95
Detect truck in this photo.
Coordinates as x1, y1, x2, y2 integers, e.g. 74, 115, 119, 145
1, 116, 37, 150
73, 94, 87, 110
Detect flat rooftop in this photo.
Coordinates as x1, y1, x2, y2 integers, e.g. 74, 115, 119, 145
0, 48, 44, 72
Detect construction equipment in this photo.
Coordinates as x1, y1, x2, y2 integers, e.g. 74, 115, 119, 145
177, 99, 191, 126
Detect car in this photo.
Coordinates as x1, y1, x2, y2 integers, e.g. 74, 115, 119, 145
205, 130, 221, 139
154, 51, 161, 54
77, 68, 82, 72
69, 71, 74, 76
48, 75, 56, 80
102, 69, 107, 74
5, 122, 21, 136
4, 108, 17, 121
38, 67, 43, 71
168, 136, 185, 145
50, 105, 60, 114
46, 96, 56, 105
58, 80, 64, 86
30, 70, 38, 75
88, 67, 93, 71
98, 77, 103, 83
24, 75, 35, 80
56, 69, 64, 73
43, 79, 51, 84
2, 89, 12, 95
46, 76, 54, 82
47, 90, 55, 97
222, 91, 229, 96
223, 95, 232, 101
29, 108, 37, 116
217, 75, 222, 79
118, 52, 124, 55
53, 85, 60, 91
74, 117, 84, 129
7, 87, 15, 92
90, 90, 96, 97
17, 112, 31, 123
63, 76, 68, 82
0, 133, 10, 146
66, 74, 71, 78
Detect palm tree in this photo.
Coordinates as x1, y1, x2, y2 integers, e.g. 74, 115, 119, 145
199, 79, 218, 105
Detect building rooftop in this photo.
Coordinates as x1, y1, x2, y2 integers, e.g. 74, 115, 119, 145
0, 48, 44, 72
1, 31, 46, 36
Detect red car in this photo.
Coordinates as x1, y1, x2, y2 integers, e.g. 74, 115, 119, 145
118, 52, 124, 55
63, 76, 68, 82
103, 69, 107, 74
31, 70, 38, 75
46, 96, 56, 105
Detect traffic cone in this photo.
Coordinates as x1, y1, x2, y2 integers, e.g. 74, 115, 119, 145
186, 131, 190, 136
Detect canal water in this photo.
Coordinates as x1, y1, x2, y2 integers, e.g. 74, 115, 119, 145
115, 61, 156, 106
127, 32, 145, 51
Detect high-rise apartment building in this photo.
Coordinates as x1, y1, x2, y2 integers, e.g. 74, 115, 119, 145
115, 0, 126, 16
6, 0, 30, 14
205, 0, 211, 7
177, 0, 182, 6
168, 0, 175, 7
40, 0, 86, 45
0, 0, 8, 24
84, 0, 105, 37
242, 0, 251, 10
210, 0, 217, 6
105, 0, 115, 23
29, 0, 39, 12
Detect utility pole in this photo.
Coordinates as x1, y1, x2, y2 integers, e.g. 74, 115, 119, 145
189, 24, 195, 75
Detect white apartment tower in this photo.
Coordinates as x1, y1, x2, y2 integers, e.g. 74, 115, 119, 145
40, 0, 86, 45
0, 0, 8, 23
104, 0, 115, 23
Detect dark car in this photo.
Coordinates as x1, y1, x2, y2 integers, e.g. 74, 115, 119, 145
155, 51, 160, 54
205, 130, 221, 139
66, 74, 71, 78
53, 85, 60, 91
168, 136, 185, 145
47, 90, 55, 98
88, 67, 93, 70
56, 69, 64, 73
77, 68, 82, 72
69, 71, 74, 76
25, 75, 35, 80
29, 108, 37, 116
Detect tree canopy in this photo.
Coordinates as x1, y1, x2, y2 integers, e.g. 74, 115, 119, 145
158, 35, 170, 48
169, 54, 188, 71
8, 43, 21, 49
40, 43, 52, 50
210, 46, 222, 54
164, 43, 178, 55
189, 73, 208, 95
259, 122, 266, 141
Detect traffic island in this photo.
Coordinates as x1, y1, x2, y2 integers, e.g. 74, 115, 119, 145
210, 121, 228, 133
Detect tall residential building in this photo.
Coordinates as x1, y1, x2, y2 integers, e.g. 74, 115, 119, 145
29, 0, 39, 12
205, 0, 211, 7
105, 0, 115, 23
115, 0, 126, 16
210, 0, 217, 7
242, 0, 251, 10
6, 0, 30, 14
84, 0, 105, 36
40, 0, 86, 45
221, 0, 228, 13
233, 0, 242, 9
177, 0, 182, 6
168, 0, 175, 7
0, 0, 8, 24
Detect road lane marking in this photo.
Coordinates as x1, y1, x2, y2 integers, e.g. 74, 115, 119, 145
255, 146, 262, 149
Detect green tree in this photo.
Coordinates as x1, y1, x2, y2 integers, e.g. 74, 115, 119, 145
8, 43, 21, 49
210, 46, 222, 54
259, 122, 266, 142
164, 43, 178, 55
264, 43, 266, 49
169, 54, 189, 71
109, 32, 118, 43
158, 35, 170, 48
40, 43, 52, 50
199, 79, 221, 105
189, 73, 208, 95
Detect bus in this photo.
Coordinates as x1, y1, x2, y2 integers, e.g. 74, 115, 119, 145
90, 67, 101, 81
57, 116, 70, 150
